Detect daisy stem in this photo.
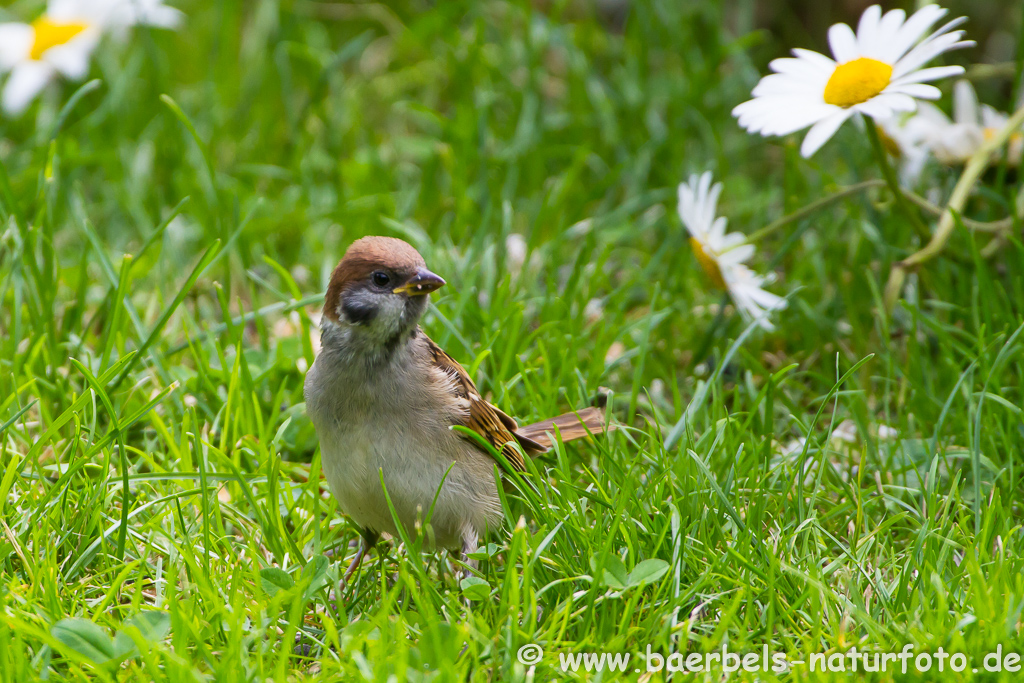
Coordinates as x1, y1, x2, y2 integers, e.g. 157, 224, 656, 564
865, 121, 930, 241
746, 181, 1011, 246
747, 180, 885, 243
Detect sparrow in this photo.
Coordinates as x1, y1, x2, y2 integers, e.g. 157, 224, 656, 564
303, 236, 609, 582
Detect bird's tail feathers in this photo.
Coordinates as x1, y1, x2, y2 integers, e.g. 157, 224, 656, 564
514, 407, 613, 452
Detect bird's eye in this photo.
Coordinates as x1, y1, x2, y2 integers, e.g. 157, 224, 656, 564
372, 271, 391, 288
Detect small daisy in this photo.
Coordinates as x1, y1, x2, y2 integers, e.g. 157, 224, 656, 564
733, 4, 974, 158
678, 172, 786, 331
922, 80, 1023, 166
0, 12, 101, 115
0, 0, 181, 116
52, 0, 184, 33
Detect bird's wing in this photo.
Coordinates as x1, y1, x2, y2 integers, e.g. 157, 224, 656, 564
422, 334, 544, 473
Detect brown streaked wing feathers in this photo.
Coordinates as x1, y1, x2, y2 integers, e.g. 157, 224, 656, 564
424, 335, 613, 471
423, 335, 542, 473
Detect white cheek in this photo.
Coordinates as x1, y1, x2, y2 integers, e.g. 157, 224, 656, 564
341, 288, 407, 341
377, 296, 407, 335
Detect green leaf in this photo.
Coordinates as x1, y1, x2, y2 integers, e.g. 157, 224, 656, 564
112, 631, 138, 660
51, 618, 115, 664
109, 614, 167, 660
124, 611, 171, 642
627, 559, 670, 588
460, 576, 491, 601
260, 567, 294, 597
465, 543, 500, 561
591, 554, 628, 590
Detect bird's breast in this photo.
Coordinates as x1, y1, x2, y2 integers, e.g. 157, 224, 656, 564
304, 348, 499, 547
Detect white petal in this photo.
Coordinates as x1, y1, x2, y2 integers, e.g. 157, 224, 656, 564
828, 22, 859, 62
753, 72, 824, 97
929, 123, 983, 163
863, 92, 917, 114
732, 98, 772, 128
678, 172, 717, 237
49, 0, 184, 29
43, 30, 100, 79
677, 182, 698, 234
916, 101, 952, 126
874, 7, 907, 46
734, 97, 838, 137
853, 98, 898, 120
709, 216, 730, 241
884, 4, 947, 63
103, 0, 185, 29
47, 0, 92, 22
685, 176, 706, 228
800, 110, 852, 157
769, 55, 834, 79
719, 243, 755, 265
981, 105, 1007, 131
743, 283, 787, 309
791, 48, 837, 70
892, 31, 971, 80
2, 61, 56, 115
766, 103, 839, 135
125, 1, 184, 29
953, 79, 978, 125
855, 5, 883, 53
0, 23, 33, 71
886, 83, 942, 100
725, 267, 786, 331
718, 231, 747, 251
890, 65, 965, 86
702, 182, 722, 233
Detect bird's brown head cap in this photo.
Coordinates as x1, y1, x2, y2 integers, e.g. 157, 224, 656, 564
323, 236, 444, 324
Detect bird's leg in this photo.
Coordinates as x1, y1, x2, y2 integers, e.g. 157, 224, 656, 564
457, 526, 479, 581
455, 527, 480, 610
340, 529, 379, 597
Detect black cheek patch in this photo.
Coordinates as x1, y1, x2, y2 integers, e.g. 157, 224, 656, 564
342, 298, 378, 325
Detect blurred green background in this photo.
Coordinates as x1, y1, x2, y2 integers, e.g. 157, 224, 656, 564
3, 0, 1024, 680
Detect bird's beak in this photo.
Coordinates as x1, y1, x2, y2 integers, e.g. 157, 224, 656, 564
393, 269, 446, 296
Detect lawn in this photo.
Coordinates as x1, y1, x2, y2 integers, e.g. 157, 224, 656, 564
2, 0, 1024, 680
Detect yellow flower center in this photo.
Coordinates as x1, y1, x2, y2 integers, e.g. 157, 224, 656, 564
983, 128, 1024, 165
982, 128, 1022, 143
823, 57, 893, 108
690, 237, 726, 290
29, 17, 87, 61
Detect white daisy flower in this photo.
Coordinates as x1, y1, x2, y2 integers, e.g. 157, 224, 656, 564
0, 15, 100, 115
51, 0, 184, 33
922, 80, 1023, 166
878, 110, 938, 184
733, 4, 974, 158
0, 0, 182, 116
678, 172, 787, 331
